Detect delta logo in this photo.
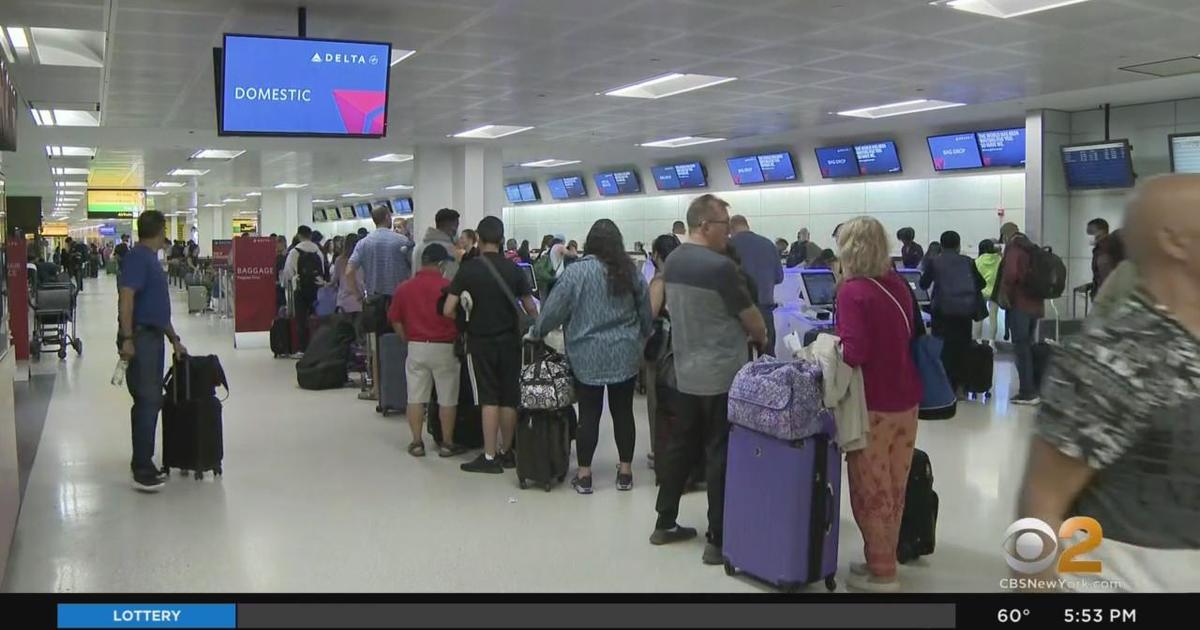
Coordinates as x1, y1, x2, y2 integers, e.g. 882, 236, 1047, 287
310, 52, 380, 65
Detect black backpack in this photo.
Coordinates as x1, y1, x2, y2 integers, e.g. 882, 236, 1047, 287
296, 249, 323, 294
1022, 241, 1067, 300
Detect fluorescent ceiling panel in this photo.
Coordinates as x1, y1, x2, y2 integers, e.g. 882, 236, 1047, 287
933, 0, 1094, 18
245, 191, 262, 197
28, 27, 105, 68
203, 203, 225, 208
341, 192, 372, 198
56, 181, 87, 187
604, 73, 736, 99
45, 145, 96, 157
31, 107, 100, 127
1120, 56, 1200, 78
452, 125, 534, 139
638, 136, 726, 148
520, 159, 581, 168
365, 153, 414, 163
384, 184, 413, 190
146, 191, 167, 196
312, 199, 335, 203
836, 98, 965, 119
52, 167, 89, 175
168, 168, 209, 177
274, 183, 307, 189
390, 49, 416, 66
190, 149, 245, 160
153, 181, 186, 188
57, 190, 83, 196
222, 198, 246, 203
4, 27, 28, 53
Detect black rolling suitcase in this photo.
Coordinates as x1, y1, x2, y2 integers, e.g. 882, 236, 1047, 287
377, 333, 408, 416
962, 341, 994, 397
427, 360, 484, 448
515, 408, 570, 491
897, 448, 938, 563
161, 355, 228, 480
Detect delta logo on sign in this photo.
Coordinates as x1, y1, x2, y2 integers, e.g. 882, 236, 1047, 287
310, 52, 380, 65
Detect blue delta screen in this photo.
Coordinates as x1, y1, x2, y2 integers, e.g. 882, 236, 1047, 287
353, 203, 371, 218
651, 162, 707, 190
728, 152, 797, 185
928, 133, 983, 171
506, 182, 539, 203
854, 141, 902, 175
392, 198, 413, 214
594, 170, 640, 196
548, 176, 587, 200
1062, 141, 1135, 189
815, 146, 859, 178
221, 34, 391, 137
977, 127, 1026, 167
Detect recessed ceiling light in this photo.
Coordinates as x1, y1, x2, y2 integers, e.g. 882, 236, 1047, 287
189, 149, 246, 160
312, 198, 335, 203
638, 136, 727, 148
5, 27, 28, 53
930, 0, 1094, 18
384, 184, 413, 191
169, 168, 209, 177
274, 183, 307, 189
203, 203, 225, 208
31, 107, 100, 127
51, 167, 89, 175
146, 191, 167, 196
56, 180, 87, 187
341, 192, 371, 198
520, 159, 582, 168
245, 191, 262, 197
451, 125, 534, 139
390, 49, 416, 66
365, 153, 414, 163
45, 145, 96, 158
222, 197, 246, 203
153, 181, 186, 188
604, 73, 737, 99
836, 98, 965, 119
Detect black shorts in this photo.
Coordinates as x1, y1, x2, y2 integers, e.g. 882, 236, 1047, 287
465, 333, 521, 409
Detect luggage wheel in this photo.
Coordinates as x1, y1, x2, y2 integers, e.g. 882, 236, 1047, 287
543, 482, 552, 492
58, 348, 67, 359
824, 577, 837, 592
518, 478, 527, 490
194, 471, 204, 480
214, 467, 222, 477
722, 560, 736, 577
557, 475, 566, 483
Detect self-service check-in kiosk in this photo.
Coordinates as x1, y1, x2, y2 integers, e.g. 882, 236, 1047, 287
774, 269, 837, 357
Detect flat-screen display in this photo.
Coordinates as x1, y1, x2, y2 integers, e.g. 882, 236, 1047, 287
928, 133, 983, 171
898, 269, 930, 304
728, 152, 797, 185
651, 162, 708, 190
338, 206, 356, 220
1062, 140, 1135, 189
814, 146, 860, 178
726, 155, 764, 185
354, 203, 371, 219
87, 189, 145, 220
547, 176, 587, 200
313, 208, 327, 222
977, 127, 1025, 167
800, 270, 838, 308
1169, 133, 1200, 173
518, 262, 537, 294
854, 141, 902, 175
594, 170, 641, 196
506, 182, 539, 204
392, 197, 413, 214
220, 34, 391, 137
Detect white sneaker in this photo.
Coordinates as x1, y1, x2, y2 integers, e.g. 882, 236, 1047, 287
846, 572, 901, 593
1011, 396, 1041, 406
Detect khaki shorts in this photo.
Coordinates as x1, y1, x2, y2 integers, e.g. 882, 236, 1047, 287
406, 341, 460, 405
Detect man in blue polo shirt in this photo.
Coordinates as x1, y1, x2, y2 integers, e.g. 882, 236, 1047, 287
118, 210, 187, 492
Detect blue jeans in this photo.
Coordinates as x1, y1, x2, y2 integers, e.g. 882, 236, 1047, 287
1007, 309, 1040, 398
126, 328, 165, 474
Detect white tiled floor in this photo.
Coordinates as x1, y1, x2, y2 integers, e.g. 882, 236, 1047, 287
2, 276, 1036, 593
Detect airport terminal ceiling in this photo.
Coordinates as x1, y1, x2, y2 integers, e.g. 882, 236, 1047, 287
2, 0, 1200, 220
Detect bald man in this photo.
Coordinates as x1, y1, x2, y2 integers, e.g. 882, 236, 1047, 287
1016, 174, 1200, 592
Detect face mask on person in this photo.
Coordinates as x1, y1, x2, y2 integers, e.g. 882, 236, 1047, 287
1087, 232, 1097, 247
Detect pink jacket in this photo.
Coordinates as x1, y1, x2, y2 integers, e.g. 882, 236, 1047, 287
835, 272, 922, 412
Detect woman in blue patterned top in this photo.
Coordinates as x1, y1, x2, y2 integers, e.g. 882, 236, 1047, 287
529, 219, 653, 494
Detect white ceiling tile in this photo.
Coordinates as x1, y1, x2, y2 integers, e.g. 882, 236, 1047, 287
803, 54, 906, 74
860, 5, 993, 36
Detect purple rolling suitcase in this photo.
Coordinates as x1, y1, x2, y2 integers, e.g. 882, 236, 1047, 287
722, 422, 840, 592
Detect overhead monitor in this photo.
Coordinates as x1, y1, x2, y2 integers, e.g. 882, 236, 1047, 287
1169, 133, 1200, 173
800, 269, 838, 308
727, 152, 798, 185
854, 141, 902, 175
87, 189, 145, 220
392, 197, 413, 214
336, 205, 353, 220
815, 145, 860, 179
312, 208, 327, 222
547, 176, 588, 200
976, 127, 1025, 167
651, 162, 707, 190
219, 34, 391, 137
1062, 140, 1135, 189
898, 269, 930, 305
927, 133, 983, 171
594, 170, 641, 196
354, 203, 372, 219
505, 182, 539, 204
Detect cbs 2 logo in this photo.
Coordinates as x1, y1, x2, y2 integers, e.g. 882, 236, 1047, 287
1003, 517, 1103, 574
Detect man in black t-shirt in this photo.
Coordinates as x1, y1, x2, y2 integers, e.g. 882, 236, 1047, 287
113, 234, 131, 274
443, 216, 537, 474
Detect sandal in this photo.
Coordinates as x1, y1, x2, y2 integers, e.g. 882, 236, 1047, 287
407, 442, 426, 457
438, 443, 469, 458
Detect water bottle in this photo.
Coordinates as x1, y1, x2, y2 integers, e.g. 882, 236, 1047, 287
111, 359, 128, 387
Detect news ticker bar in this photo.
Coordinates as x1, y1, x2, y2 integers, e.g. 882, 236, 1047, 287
52, 600, 1160, 629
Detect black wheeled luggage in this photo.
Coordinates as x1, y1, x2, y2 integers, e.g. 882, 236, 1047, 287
427, 360, 484, 448
515, 408, 570, 491
897, 448, 938, 564
377, 332, 407, 416
161, 355, 228, 480
270, 316, 294, 358
962, 341, 994, 397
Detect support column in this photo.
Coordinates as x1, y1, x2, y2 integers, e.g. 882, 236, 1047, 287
1025, 108, 1073, 311
260, 190, 311, 240
412, 145, 504, 240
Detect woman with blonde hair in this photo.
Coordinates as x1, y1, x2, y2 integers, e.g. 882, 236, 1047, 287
834, 216, 923, 592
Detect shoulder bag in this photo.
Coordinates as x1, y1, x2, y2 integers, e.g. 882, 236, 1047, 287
479, 255, 533, 336
868, 278, 957, 420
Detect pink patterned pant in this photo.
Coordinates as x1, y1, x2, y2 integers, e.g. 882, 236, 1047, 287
846, 406, 919, 578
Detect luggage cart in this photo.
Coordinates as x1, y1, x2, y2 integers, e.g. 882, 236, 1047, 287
30, 281, 83, 359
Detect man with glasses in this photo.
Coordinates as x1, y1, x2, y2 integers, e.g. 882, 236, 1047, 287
650, 194, 768, 566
